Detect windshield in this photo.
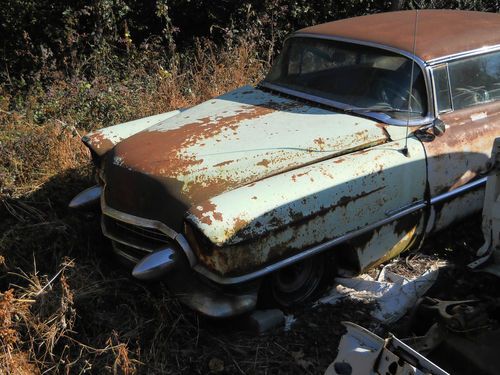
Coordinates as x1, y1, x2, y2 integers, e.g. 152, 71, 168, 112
264, 37, 428, 120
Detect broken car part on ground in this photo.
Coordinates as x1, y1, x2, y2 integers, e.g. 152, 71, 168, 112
71, 10, 500, 317
328, 137, 500, 375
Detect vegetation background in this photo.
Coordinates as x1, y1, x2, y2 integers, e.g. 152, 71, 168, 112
0, 0, 498, 373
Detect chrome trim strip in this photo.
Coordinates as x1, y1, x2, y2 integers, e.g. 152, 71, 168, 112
101, 219, 155, 253
175, 232, 198, 267
430, 64, 454, 116
101, 194, 198, 267
427, 44, 500, 65
260, 82, 434, 127
194, 200, 427, 285
102, 200, 178, 238
445, 63, 454, 112
111, 242, 141, 263
385, 200, 425, 217
430, 177, 487, 205
261, 32, 435, 125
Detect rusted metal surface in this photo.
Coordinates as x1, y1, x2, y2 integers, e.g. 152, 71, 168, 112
102, 85, 390, 231
83, 110, 182, 157
299, 10, 500, 62
426, 101, 500, 195
423, 101, 500, 233
186, 138, 426, 276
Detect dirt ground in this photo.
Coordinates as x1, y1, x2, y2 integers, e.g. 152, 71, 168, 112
0, 169, 492, 374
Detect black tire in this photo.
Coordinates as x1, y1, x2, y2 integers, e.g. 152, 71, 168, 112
268, 255, 326, 308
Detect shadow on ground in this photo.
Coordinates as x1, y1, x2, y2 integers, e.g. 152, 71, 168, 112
0, 167, 488, 374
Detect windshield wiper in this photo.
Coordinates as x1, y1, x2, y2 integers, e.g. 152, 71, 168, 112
342, 105, 421, 114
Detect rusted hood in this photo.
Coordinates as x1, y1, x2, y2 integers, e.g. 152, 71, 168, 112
103, 86, 389, 230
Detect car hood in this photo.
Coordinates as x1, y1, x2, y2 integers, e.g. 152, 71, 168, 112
103, 86, 390, 230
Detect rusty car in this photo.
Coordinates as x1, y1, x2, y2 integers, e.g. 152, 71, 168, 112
71, 10, 500, 317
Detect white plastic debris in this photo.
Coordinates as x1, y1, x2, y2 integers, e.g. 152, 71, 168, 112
316, 263, 443, 323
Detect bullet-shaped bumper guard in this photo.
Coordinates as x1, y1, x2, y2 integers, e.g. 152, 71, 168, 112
69, 185, 102, 209
132, 248, 178, 280
127, 247, 258, 318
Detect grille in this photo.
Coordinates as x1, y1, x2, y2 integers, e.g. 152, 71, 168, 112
102, 215, 172, 262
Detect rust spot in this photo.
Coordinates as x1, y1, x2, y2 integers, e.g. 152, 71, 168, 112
354, 130, 368, 141
112, 101, 303, 204
333, 157, 345, 164
335, 186, 385, 210
375, 123, 392, 140
213, 160, 234, 167
251, 196, 257, 200
84, 131, 115, 156
257, 159, 270, 167
192, 200, 223, 225
314, 137, 326, 149
232, 217, 249, 232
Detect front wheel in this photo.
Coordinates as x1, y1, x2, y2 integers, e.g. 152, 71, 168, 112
269, 255, 326, 307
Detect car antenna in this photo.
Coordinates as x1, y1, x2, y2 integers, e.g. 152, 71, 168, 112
402, 9, 419, 157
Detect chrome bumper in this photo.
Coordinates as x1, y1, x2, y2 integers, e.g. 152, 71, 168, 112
98, 196, 258, 318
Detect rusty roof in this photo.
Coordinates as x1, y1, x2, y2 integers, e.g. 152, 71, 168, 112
298, 10, 500, 62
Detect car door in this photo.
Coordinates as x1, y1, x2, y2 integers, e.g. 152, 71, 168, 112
423, 51, 500, 233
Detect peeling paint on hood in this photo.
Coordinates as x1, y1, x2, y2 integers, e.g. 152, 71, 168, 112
103, 85, 389, 229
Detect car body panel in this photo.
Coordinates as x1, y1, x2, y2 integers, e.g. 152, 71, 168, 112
423, 101, 500, 232
99, 86, 391, 232
186, 138, 426, 276
83, 109, 183, 157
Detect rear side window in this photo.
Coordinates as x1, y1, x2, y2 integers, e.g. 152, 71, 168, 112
447, 51, 500, 110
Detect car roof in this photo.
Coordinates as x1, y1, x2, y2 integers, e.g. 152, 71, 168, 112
297, 10, 500, 63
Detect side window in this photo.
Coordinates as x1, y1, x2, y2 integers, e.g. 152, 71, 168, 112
433, 65, 452, 113
447, 51, 500, 110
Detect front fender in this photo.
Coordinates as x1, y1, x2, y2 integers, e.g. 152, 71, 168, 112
186, 138, 427, 276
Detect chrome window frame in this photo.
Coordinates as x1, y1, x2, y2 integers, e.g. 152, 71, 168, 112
427, 44, 500, 65
430, 63, 453, 115
259, 33, 436, 127
429, 45, 500, 116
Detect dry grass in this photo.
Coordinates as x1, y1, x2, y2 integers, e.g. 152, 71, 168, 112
0, 35, 273, 374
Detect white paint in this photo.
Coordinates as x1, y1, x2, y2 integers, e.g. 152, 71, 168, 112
316, 261, 444, 323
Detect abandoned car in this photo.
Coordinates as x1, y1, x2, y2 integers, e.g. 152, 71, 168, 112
71, 10, 500, 317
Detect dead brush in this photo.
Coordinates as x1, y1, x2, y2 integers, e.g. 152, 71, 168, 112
0, 115, 89, 199
0, 289, 38, 375
0, 34, 284, 374
2, 257, 140, 374
108, 332, 137, 375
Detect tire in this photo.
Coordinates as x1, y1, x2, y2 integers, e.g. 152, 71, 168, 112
268, 255, 326, 308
